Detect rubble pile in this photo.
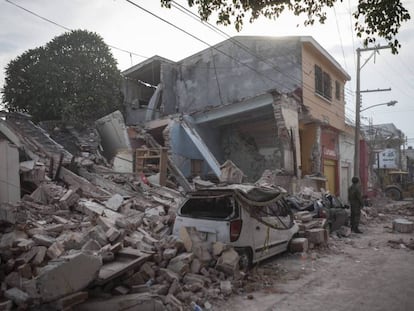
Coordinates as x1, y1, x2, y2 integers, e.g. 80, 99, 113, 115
0, 175, 247, 310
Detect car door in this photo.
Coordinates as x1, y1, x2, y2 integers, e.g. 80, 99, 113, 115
252, 203, 293, 261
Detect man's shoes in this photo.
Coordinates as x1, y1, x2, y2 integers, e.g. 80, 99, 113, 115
352, 228, 363, 234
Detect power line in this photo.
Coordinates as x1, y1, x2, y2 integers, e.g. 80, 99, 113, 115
333, 5, 348, 72
7, 0, 354, 121
5, 0, 149, 60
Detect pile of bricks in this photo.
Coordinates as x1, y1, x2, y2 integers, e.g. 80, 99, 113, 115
0, 172, 243, 310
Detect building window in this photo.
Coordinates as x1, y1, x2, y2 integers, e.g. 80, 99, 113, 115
315, 65, 332, 100
335, 80, 341, 100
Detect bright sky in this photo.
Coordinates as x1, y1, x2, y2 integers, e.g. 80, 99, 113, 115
1, 0, 413, 145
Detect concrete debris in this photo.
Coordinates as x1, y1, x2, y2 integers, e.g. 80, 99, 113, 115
289, 238, 309, 253
36, 252, 102, 302
1, 114, 347, 311
215, 248, 240, 275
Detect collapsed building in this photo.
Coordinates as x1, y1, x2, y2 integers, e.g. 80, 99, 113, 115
122, 36, 352, 201
0, 35, 354, 309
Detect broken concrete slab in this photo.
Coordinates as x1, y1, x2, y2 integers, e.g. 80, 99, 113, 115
4, 287, 30, 307
76, 293, 164, 311
32, 234, 56, 247
36, 252, 102, 302
215, 248, 239, 276
55, 291, 88, 310
96, 252, 151, 286
104, 193, 124, 211
59, 189, 80, 209
47, 242, 65, 259
32, 246, 47, 266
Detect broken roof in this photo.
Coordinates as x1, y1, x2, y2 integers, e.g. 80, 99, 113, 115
0, 112, 72, 164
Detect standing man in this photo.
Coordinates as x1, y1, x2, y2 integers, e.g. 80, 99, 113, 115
348, 176, 364, 233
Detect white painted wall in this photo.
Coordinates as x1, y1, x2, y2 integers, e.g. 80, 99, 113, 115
339, 131, 354, 203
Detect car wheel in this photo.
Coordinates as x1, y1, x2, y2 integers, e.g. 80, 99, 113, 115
385, 188, 402, 201
237, 248, 253, 271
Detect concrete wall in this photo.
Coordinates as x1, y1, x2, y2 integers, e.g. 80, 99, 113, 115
219, 117, 284, 182
175, 37, 302, 113
0, 140, 20, 203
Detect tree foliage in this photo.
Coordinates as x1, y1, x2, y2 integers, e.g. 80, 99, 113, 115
2, 30, 123, 124
161, 0, 410, 53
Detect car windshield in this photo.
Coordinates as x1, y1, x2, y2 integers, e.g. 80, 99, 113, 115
179, 194, 236, 220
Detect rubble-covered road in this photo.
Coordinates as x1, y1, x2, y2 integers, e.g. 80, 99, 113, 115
219, 200, 414, 311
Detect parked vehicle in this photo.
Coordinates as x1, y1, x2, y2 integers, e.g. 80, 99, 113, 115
172, 184, 299, 268
382, 170, 414, 201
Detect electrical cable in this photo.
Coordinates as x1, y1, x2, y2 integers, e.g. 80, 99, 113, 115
5, 0, 149, 60
6, 0, 354, 123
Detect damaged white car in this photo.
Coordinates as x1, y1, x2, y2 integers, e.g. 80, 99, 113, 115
172, 184, 299, 268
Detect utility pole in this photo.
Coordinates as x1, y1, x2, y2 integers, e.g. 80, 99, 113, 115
353, 45, 391, 178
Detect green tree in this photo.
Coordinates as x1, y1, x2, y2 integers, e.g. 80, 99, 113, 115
2, 30, 123, 125
161, 0, 410, 53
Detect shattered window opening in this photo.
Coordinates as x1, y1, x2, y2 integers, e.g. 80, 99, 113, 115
246, 198, 294, 230
179, 195, 238, 220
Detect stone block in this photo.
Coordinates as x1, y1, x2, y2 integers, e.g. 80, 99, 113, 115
17, 264, 32, 279
192, 242, 212, 263
393, 218, 414, 233
32, 246, 47, 266
212, 241, 227, 257
105, 227, 121, 243
60, 232, 85, 250
190, 258, 202, 274
4, 288, 30, 307
215, 248, 239, 275
289, 238, 309, 253
0, 232, 17, 249
32, 234, 55, 247
113, 285, 130, 295
337, 226, 351, 237
81, 239, 101, 252
87, 226, 107, 247
163, 248, 177, 261
140, 262, 155, 279
16, 246, 38, 264
165, 294, 183, 311
159, 268, 180, 283
36, 252, 102, 302
104, 194, 123, 212
47, 242, 65, 259
220, 280, 232, 296
5, 272, 22, 288
167, 260, 189, 277
306, 228, 328, 245
179, 227, 193, 252
59, 189, 80, 209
